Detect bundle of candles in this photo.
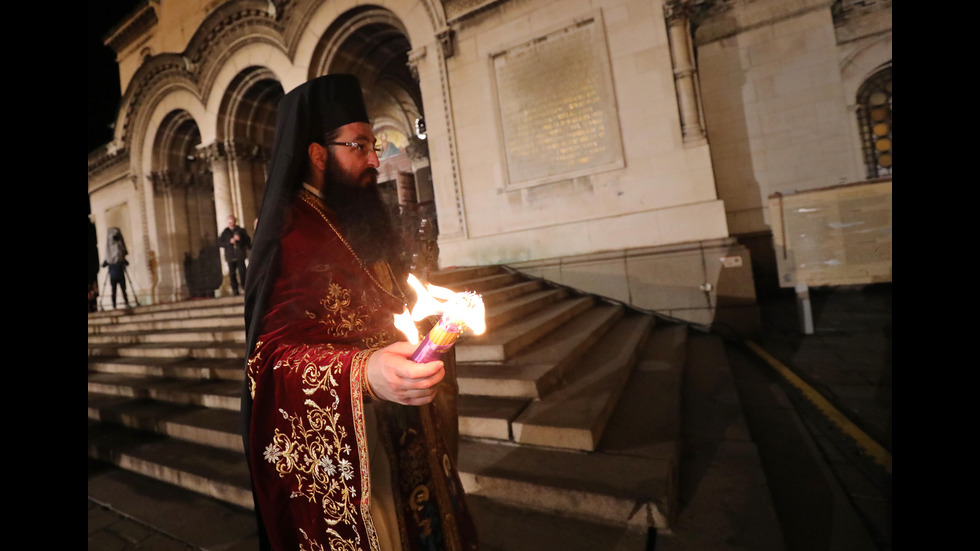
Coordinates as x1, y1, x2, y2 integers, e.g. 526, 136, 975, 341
394, 274, 486, 363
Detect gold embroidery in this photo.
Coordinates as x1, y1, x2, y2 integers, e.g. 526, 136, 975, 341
362, 330, 395, 351
318, 282, 368, 337
261, 348, 364, 547
351, 350, 381, 550
246, 343, 263, 399
299, 527, 359, 551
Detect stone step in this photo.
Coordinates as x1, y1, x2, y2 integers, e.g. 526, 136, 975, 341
88, 460, 649, 551
87, 326, 246, 345
475, 279, 545, 308
442, 272, 525, 294
88, 300, 243, 326
427, 265, 507, 287
88, 356, 245, 381
88, 461, 260, 551
597, 323, 687, 462
88, 315, 245, 334
86, 266, 685, 541
459, 395, 531, 440
455, 296, 596, 363
590, 323, 688, 530
88, 342, 245, 360
511, 313, 655, 451
87, 420, 253, 510
88, 393, 242, 452
457, 303, 623, 398
88, 372, 242, 411
483, 288, 569, 331
457, 438, 674, 530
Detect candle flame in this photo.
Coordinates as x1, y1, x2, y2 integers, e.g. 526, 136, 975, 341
393, 273, 486, 342
393, 307, 420, 345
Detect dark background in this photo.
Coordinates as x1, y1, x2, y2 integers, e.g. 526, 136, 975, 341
89, 2, 142, 290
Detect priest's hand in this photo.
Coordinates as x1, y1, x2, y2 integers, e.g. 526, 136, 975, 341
365, 341, 445, 406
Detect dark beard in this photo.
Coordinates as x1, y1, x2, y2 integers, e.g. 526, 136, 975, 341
322, 159, 401, 270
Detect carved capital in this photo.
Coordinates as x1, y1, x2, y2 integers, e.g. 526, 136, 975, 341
147, 170, 172, 191
226, 139, 268, 162
664, 0, 720, 25
147, 168, 212, 192
407, 46, 427, 81
199, 141, 227, 162
436, 27, 455, 59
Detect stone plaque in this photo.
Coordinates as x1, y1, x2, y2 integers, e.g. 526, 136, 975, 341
491, 13, 624, 189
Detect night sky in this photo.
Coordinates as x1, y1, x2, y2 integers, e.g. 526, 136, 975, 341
89, 2, 142, 286
89, 2, 142, 153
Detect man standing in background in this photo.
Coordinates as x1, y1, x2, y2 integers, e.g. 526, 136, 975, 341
218, 215, 251, 296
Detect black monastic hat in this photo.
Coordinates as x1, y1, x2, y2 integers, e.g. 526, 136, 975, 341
288, 73, 370, 144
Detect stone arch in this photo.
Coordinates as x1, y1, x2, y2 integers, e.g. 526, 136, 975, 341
186, 0, 287, 106
146, 107, 220, 300
128, 84, 209, 301
114, 54, 200, 154
840, 33, 892, 101
296, 2, 451, 272
201, 43, 296, 141
290, 0, 467, 244
214, 66, 285, 237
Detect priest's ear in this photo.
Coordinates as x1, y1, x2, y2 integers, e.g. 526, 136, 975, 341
308, 142, 328, 172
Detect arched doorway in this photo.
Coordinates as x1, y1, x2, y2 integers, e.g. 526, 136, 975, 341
147, 110, 222, 299
311, 5, 439, 278
213, 68, 284, 294
217, 67, 283, 231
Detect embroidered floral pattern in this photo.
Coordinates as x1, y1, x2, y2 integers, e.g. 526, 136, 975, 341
298, 527, 359, 551
362, 330, 394, 351
247, 342, 264, 399
317, 281, 369, 338
262, 346, 363, 545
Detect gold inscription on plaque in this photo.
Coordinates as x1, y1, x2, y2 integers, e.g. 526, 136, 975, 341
492, 15, 624, 188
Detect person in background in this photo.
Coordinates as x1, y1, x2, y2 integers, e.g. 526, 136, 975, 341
102, 228, 130, 309
218, 215, 251, 296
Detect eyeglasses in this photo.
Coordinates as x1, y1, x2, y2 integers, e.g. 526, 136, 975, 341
324, 141, 383, 156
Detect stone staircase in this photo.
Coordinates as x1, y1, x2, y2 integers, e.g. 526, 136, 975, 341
88, 265, 697, 549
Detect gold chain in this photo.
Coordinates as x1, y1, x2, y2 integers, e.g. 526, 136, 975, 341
297, 188, 406, 304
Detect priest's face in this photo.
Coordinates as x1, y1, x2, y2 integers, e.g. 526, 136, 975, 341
321, 122, 396, 265
324, 122, 381, 189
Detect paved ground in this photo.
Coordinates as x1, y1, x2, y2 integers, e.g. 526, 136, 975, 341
741, 282, 892, 551
88, 282, 892, 550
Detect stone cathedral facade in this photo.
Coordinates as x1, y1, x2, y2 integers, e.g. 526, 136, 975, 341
86, 0, 891, 334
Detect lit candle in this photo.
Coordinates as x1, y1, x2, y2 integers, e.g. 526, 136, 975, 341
394, 275, 486, 363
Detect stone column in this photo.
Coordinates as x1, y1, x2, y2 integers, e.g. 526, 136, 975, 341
665, 1, 706, 143
202, 141, 233, 228
226, 139, 266, 230
406, 40, 467, 242
202, 141, 233, 295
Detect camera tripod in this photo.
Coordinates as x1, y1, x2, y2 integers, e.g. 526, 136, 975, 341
98, 262, 141, 311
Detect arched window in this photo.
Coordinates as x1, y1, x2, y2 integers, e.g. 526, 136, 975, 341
856, 66, 892, 179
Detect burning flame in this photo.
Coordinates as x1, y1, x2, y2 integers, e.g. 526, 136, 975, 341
393, 274, 486, 344
393, 306, 419, 344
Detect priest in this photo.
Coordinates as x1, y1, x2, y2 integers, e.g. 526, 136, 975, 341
241, 74, 477, 551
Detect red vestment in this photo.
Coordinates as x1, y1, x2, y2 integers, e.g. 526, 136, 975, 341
246, 189, 477, 550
